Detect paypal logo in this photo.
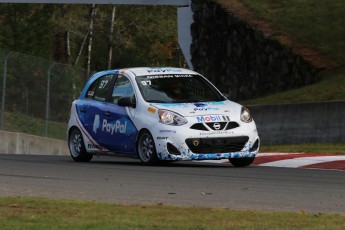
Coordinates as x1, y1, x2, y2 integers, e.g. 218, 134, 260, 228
93, 115, 100, 133
147, 68, 182, 73
102, 119, 127, 135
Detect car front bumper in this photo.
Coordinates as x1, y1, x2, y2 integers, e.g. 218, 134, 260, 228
152, 122, 259, 161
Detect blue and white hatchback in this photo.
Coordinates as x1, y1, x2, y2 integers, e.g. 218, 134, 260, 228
68, 67, 259, 166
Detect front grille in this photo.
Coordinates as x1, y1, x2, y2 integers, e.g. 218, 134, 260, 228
185, 136, 249, 153
190, 121, 239, 131
205, 122, 227, 130
190, 123, 208, 131
225, 122, 239, 130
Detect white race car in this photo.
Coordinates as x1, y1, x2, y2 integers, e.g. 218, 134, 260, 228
68, 67, 259, 166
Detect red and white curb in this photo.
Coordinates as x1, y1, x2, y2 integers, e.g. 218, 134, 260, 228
202, 153, 345, 171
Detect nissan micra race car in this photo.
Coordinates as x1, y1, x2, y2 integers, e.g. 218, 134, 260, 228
68, 67, 259, 167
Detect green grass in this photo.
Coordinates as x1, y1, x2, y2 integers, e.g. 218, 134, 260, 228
242, 68, 345, 105
239, 0, 345, 105
240, 0, 345, 62
3, 112, 67, 140
0, 197, 344, 230
260, 143, 345, 155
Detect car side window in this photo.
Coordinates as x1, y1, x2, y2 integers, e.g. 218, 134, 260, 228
86, 75, 113, 101
112, 74, 135, 104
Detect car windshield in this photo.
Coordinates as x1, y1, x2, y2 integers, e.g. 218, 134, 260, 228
135, 74, 225, 103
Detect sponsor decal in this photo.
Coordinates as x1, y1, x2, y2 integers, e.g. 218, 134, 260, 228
196, 115, 222, 122
223, 115, 230, 121
159, 129, 176, 134
157, 103, 188, 107
102, 119, 127, 135
147, 68, 182, 73
87, 143, 102, 149
194, 103, 207, 107
210, 101, 225, 105
194, 107, 220, 111
199, 131, 232, 135
174, 74, 192, 78
146, 74, 193, 79
157, 137, 168, 140
93, 115, 100, 133
147, 106, 156, 113
147, 75, 174, 79
196, 115, 230, 122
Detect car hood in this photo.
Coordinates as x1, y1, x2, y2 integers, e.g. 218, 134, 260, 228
151, 100, 241, 118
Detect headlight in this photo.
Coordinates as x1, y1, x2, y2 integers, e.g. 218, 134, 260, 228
240, 107, 252, 123
159, 110, 187, 126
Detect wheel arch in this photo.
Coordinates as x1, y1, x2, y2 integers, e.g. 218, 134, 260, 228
68, 126, 93, 162
136, 128, 159, 165
68, 125, 80, 139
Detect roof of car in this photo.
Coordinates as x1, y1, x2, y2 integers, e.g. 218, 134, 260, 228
122, 67, 197, 76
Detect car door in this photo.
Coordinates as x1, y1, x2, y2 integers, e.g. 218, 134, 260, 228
96, 74, 138, 154
79, 74, 115, 147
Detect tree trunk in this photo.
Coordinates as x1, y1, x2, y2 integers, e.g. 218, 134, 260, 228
107, 5, 116, 70
86, 4, 97, 78
65, 31, 71, 64
73, 29, 90, 67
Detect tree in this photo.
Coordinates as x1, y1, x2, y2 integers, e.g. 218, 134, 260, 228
107, 5, 116, 69
0, 4, 184, 72
0, 4, 57, 59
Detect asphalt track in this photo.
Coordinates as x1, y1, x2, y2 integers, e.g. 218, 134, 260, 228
0, 154, 344, 214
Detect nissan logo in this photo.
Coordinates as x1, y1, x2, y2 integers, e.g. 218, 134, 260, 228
213, 123, 221, 130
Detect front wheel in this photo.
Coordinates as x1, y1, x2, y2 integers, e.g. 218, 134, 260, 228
137, 130, 159, 165
68, 128, 93, 162
229, 157, 255, 167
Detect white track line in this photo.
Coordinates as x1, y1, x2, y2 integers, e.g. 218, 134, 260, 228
259, 156, 345, 168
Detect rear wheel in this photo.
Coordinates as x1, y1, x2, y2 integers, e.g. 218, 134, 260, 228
137, 130, 159, 165
68, 128, 93, 162
229, 157, 255, 167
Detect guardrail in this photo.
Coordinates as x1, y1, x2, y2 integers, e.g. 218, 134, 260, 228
0, 131, 69, 156
249, 101, 345, 145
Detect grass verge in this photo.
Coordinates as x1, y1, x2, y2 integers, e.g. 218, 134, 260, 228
0, 197, 344, 230
260, 143, 345, 155
237, 0, 345, 105
242, 68, 345, 105
3, 111, 67, 140
240, 0, 345, 63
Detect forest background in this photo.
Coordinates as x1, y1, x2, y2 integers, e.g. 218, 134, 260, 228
0, 4, 183, 77
0, 4, 183, 138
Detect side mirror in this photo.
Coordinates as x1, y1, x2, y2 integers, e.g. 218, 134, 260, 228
117, 96, 136, 108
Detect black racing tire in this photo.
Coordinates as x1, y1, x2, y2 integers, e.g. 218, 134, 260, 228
68, 128, 93, 162
137, 130, 159, 165
229, 157, 255, 167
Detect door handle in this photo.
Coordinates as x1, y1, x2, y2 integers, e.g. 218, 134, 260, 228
79, 109, 87, 113
104, 112, 111, 117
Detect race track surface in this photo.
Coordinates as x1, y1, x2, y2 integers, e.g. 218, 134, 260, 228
0, 154, 344, 214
